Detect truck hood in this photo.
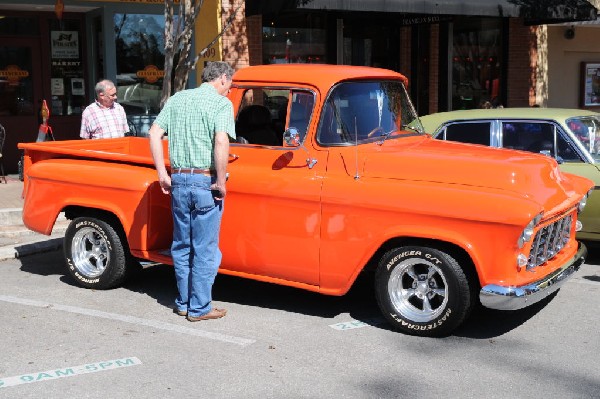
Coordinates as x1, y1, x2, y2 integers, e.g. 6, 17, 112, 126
359, 137, 580, 209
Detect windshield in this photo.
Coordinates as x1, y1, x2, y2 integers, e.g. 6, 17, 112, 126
317, 80, 424, 145
565, 116, 600, 161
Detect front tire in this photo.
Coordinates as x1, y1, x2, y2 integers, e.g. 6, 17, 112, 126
64, 217, 128, 289
375, 246, 475, 337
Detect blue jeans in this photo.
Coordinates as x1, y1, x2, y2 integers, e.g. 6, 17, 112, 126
170, 173, 223, 317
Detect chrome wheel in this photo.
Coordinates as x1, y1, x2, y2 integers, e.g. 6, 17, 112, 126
388, 258, 449, 323
70, 226, 111, 278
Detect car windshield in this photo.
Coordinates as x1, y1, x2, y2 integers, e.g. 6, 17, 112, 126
565, 116, 600, 161
317, 80, 424, 145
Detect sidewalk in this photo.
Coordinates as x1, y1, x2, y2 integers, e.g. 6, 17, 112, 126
0, 175, 68, 261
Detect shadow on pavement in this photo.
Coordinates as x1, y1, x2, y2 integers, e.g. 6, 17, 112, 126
17, 249, 560, 340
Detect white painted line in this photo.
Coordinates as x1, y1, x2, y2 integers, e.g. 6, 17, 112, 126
0, 295, 255, 347
329, 318, 385, 331
0, 357, 141, 389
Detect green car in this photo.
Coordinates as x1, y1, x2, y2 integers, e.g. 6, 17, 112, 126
420, 108, 600, 241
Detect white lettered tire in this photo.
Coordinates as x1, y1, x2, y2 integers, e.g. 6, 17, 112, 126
375, 246, 475, 337
64, 217, 128, 289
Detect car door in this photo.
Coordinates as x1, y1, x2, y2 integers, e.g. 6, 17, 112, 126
219, 85, 325, 286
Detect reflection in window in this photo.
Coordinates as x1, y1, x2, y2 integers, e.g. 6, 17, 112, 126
452, 18, 504, 110
317, 81, 421, 145
262, 13, 326, 64
114, 14, 165, 115
567, 116, 600, 158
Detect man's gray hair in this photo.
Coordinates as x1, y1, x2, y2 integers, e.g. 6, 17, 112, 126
95, 79, 116, 98
202, 61, 234, 83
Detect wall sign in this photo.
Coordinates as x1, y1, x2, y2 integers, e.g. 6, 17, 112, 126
51, 31, 79, 59
0, 65, 29, 85
136, 65, 165, 84
581, 62, 600, 108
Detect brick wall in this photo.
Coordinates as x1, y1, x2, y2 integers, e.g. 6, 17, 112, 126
246, 15, 262, 66
507, 18, 538, 107
221, 0, 249, 70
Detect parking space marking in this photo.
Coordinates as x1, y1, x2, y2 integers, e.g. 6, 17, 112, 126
329, 318, 385, 331
0, 357, 141, 389
0, 295, 255, 347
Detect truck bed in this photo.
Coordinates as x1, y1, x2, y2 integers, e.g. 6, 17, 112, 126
18, 137, 167, 168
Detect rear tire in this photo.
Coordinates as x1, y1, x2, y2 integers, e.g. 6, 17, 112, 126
375, 246, 475, 337
64, 217, 128, 289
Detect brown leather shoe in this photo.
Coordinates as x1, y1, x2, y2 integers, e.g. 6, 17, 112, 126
174, 308, 187, 316
187, 308, 227, 322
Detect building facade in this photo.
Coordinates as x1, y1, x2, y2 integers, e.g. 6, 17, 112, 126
0, 0, 598, 173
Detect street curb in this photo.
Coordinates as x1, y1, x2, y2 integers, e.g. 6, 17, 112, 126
0, 237, 63, 262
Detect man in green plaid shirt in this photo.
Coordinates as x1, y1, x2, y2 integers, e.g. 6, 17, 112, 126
149, 61, 236, 322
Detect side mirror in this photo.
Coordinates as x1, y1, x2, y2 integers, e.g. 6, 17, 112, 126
283, 127, 301, 148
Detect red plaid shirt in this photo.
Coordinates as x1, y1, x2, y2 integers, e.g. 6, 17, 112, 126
80, 101, 128, 139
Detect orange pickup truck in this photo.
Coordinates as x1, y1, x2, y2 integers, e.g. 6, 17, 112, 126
19, 65, 592, 336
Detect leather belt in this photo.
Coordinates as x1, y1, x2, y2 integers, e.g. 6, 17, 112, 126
173, 168, 214, 176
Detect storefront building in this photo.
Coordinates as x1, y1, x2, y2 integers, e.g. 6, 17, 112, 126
0, 0, 246, 173
0, 0, 598, 174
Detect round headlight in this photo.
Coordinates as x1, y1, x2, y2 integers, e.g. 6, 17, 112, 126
578, 190, 591, 213
518, 212, 543, 248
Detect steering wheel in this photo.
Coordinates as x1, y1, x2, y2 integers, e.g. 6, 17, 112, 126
367, 126, 385, 138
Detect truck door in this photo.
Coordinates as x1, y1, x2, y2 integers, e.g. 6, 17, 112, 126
220, 86, 325, 286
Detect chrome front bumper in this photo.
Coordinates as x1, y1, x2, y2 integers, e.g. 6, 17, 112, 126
480, 242, 587, 311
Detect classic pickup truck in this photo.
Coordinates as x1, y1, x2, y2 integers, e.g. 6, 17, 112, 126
19, 64, 593, 337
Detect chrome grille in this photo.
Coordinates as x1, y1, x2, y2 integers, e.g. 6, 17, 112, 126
528, 214, 572, 269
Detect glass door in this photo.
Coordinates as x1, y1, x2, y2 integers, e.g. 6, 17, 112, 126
0, 37, 42, 174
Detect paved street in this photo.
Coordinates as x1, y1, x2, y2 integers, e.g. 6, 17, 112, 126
0, 245, 599, 398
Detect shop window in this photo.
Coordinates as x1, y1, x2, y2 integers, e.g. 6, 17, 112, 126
49, 19, 85, 116
452, 17, 504, 110
114, 14, 165, 115
262, 14, 326, 64
0, 46, 34, 116
0, 17, 39, 36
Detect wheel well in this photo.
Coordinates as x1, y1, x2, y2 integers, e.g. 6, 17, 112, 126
63, 206, 129, 249
364, 237, 480, 288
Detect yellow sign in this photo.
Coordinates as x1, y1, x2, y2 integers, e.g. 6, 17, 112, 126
0, 65, 30, 84
195, 0, 222, 85
136, 65, 165, 83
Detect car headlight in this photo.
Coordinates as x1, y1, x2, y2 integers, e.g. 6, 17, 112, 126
518, 212, 543, 248
578, 190, 591, 213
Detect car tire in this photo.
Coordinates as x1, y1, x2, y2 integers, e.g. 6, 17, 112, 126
375, 246, 475, 337
64, 216, 128, 289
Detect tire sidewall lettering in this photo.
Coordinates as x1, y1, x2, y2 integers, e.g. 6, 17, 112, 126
74, 220, 113, 251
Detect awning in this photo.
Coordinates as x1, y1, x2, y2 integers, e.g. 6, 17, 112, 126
291, 0, 598, 24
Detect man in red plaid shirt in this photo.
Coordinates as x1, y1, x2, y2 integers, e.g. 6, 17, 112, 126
80, 79, 128, 139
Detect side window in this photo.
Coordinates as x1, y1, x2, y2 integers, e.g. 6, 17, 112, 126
288, 91, 314, 143
234, 88, 315, 146
557, 130, 584, 162
502, 122, 554, 153
444, 122, 491, 145
235, 88, 285, 146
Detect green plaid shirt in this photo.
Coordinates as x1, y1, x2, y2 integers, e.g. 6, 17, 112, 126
154, 83, 236, 169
